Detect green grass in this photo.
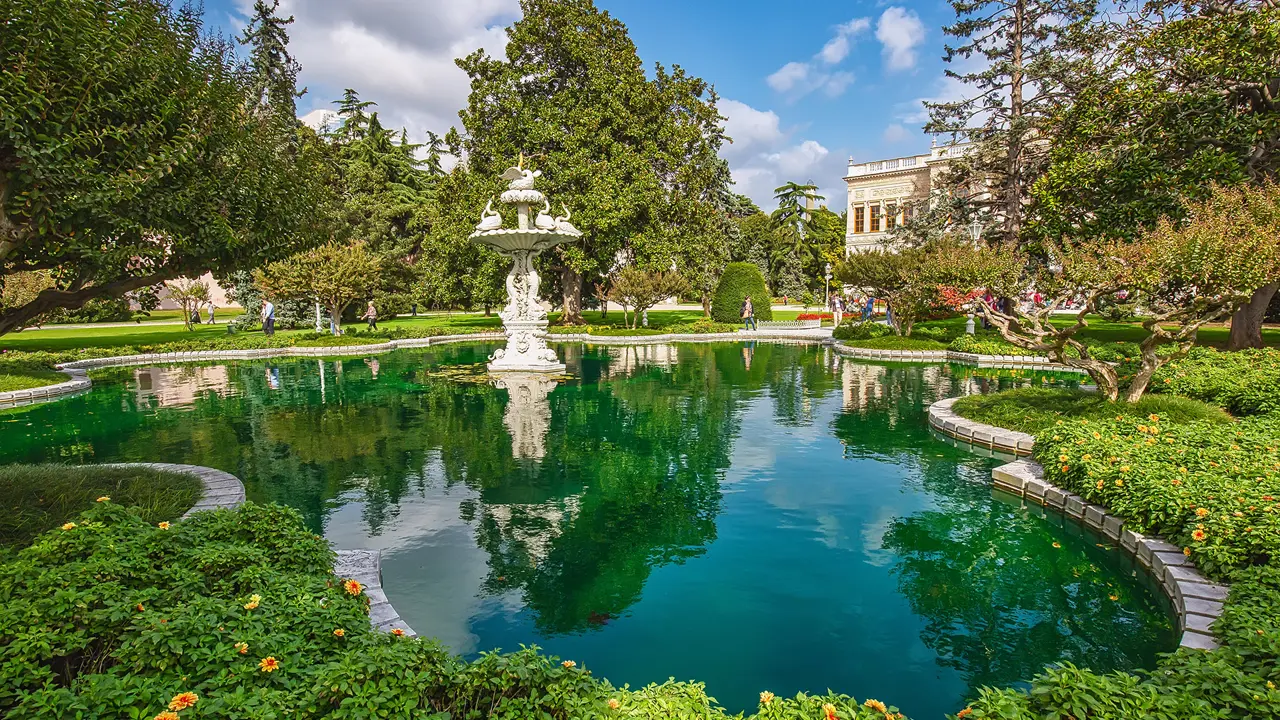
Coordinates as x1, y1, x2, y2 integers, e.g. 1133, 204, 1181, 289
0, 464, 203, 548
0, 369, 66, 393
951, 387, 1233, 435
843, 336, 949, 351
916, 315, 1280, 349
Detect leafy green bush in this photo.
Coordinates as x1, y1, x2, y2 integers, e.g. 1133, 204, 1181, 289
948, 333, 1041, 357
1148, 347, 1280, 416
912, 325, 954, 343
832, 320, 893, 341
711, 263, 773, 324
0, 502, 915, 720
668, 319, 740, 334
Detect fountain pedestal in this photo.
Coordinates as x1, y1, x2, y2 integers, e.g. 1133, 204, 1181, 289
469, 162, 582, 373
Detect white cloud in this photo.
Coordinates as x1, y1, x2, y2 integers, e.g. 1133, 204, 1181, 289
719, 100, 848, 211
766, 16, 869, 100
876, 7, 926, 71
238, 0, 518, 143
882, 123, 909, 143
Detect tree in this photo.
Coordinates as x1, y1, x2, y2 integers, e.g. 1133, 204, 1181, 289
836, 244, 953, 336
0, 0, 329, 335
925, 0, 1096, 247
167, 279, 211, 331
607, 269, 689, 328
254, 242, 384, 335
710, 262, 773, 324
455, 0, 726, 324
1029, 0, 1280, 348
239, 0, 303, 119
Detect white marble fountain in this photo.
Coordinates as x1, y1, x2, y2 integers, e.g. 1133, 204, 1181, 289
469, 159, 582, 373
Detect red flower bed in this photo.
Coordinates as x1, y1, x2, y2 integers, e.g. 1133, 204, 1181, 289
796, 313, 834, 321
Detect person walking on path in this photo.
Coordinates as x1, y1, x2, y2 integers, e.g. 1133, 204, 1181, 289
206, 302, 216, 325
261, 300, 275, 337
361, 301, 378, 331
831, 294, 844, 326
741, 296, 757, 331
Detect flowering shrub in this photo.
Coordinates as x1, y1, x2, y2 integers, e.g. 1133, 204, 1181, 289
947, 334, 1040, 357
1147, 347, 1280, 416
796, 313, 834, 321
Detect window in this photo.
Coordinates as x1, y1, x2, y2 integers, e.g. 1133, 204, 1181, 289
886, 203, 897, 231
853, 206, 865, 233
869, 205, 881, 233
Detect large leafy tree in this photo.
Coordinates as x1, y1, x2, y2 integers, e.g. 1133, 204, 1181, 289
455, 0, 726, 324
926, 0, 1096, 247
1030, 0, 1280, 348
254, 242, 384, 335
0, 0, 328, 335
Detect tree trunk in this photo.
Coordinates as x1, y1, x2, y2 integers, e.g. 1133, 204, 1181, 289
560, 267, 583, 325
702, 292, 711, 317
601, 297, 608, 319
1227, 281, 1277, 350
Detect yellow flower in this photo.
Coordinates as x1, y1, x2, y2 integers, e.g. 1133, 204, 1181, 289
1196, 507, 1209, 517
168, 692, 199, 711
822, 703, 839, 720
1192, 529, 1207, 542
234, 641, 249, 654
865, 699, 888, 713
61, 522, 76, 531
759, 691, 775, 705
391, 628, 406, 637
96, 496, 110, 503
333, 628, 345, 637
1148, 414, 1159, 422
1183, 547, 1191, 556
154, 713, 180, 720
157, 521, 171, 530
1096, 480, 1104, 490
1137, 424, 1148, 433
1120, 466, 1130, 472
1115, 479, 1124, 487
343, 579, 363, 596
562, 660, 576, 668
258, 656, 280, 673
608, 698, 621, 710
243, 594, 261, 610
1268, 681, 1276, 690
1082, 454, 1092, 461
1059, 454, 1069, 462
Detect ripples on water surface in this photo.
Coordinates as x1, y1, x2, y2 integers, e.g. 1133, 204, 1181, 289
0, 342, 1176, 718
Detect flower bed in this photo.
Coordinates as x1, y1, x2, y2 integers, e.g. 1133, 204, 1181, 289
796, 313, 833, 321
0, 501, 909, 720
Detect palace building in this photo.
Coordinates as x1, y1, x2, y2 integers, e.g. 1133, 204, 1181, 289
843, 141, 974, 254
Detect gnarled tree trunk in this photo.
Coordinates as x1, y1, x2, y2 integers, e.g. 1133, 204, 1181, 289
1227, 282, 1277, 350
560, 267, 582, 325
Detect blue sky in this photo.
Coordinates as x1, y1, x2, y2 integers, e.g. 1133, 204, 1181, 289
200, 0, 965, 211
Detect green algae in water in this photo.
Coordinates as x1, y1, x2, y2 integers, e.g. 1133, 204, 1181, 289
0, 341, 1175, 719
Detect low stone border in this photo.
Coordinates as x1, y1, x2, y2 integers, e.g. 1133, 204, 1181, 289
926, 398, 1228, 650
0, 368, 92, 408
833, 344, 1085, 372
98, 462, 414, 637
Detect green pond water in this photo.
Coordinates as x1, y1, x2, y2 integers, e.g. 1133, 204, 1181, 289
0, 342, 1177, 718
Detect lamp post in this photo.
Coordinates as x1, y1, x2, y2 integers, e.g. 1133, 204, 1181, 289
965, 218, 982, 334
824, 263, 832, 310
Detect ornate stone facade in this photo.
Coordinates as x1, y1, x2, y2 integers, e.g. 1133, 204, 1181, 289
843, 142, 973, 254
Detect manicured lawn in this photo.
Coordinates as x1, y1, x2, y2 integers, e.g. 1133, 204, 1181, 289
843, 336, 949, 351
0, 464, 203, 548
951, 387, 1232, 435
0, 369, 66, 393
915, 315, 1280, 348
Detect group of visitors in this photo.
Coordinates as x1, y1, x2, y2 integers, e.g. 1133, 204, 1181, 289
737, 293, 884, 332
259, 300, 379, 336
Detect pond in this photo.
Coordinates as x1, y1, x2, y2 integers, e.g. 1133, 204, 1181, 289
0, 342, 1176, 718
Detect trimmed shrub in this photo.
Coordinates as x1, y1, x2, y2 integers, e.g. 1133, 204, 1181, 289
832, 320, 893, 341
711, 263, 772, 324
1147, 346, 1280, 416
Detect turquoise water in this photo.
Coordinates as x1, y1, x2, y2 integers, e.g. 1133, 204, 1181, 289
0, 342, 1176, 718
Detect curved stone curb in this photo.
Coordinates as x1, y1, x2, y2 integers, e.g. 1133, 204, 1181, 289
926, 399, 1228, 651
98, 462, 414, 638
0, 368, 92, 408
928, 397, 1035, 456
832, 343, 1085, 373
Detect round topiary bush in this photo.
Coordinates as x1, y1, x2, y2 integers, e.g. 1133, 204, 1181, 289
711, 263, 773, 324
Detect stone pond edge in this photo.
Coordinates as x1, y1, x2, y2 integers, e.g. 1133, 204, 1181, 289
926, 397, 1227, 651
0, 368, 92, 408
102, 462, 416, 638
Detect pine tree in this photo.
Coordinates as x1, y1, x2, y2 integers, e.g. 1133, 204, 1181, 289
925, 0, 1095, 247
330, 89, 376, 143
239, 0, 303, 120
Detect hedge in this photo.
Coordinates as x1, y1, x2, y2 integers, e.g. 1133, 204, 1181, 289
711, 263, 773, 324
1147, 347, 1280, 416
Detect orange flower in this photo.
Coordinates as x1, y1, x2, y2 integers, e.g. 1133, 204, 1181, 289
823, 703, 839, 720
157, 521, 171, 530
1183, 547, 1191, 556
562, 660, 576, 668
759, 691, 775, 705
1052, 542, 1061, 549
1192, 529, 1207, 542
957, 709, 973, 719
865, 699, 888, 713
137, 603, 145, 612
391, 628, 405, 637
333, 628, 345, 637
154, 713, 180, 720
1195, 507, 1209, 517
96, 496, 110, 503
1061, 465, 1070, 472
234, 642, 248, 654
243, 594, 261, 610
343, 579, 363, 596
61, 522, 76, 531
1109, 593, 1119, 601
607, 698, 621, 710
168, 692, 199, 711
258, 656, 280, 673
